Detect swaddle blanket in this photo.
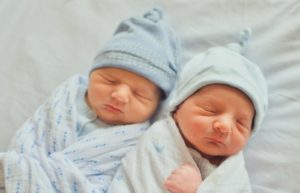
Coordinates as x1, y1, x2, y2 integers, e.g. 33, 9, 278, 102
3, 75, 149, 193
0, 153, 4, 193
107, 115, 252, 193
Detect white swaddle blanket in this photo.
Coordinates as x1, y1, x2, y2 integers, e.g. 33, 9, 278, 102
0, 153, 4, 193
2, 75, 149, 193
107, 116, 252, 193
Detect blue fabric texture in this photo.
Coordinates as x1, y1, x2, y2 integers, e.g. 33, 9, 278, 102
91, 7, 180, 96
3, 75, 150, 193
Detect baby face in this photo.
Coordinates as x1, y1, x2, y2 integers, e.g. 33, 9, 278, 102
173, 84, 254, 157
86, 67, 162, 125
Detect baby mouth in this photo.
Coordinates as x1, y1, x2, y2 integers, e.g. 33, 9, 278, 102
206, 137, 225, 146
104, 104, 123, 113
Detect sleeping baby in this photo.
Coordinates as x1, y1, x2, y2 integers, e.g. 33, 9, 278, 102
106, 30, 268, 193
0, 7, 180, 193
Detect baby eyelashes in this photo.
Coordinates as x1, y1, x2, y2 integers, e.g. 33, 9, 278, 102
164, 163, 202, 193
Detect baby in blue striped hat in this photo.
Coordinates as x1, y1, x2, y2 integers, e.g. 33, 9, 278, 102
2, 7, 180, 193
87, 7, 180, 125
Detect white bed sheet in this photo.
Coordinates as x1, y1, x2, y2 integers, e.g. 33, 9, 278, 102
0, 0, 299, 192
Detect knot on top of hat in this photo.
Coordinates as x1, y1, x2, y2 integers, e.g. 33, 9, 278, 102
227, 27, 252, 55
144, 7, 163, 22
239, 27, 251, 51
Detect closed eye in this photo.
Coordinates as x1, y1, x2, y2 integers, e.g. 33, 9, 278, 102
133, 90, 151, 101
196, 105, 216, 115
201, 105, 216, 114
236, 120, 251, 132
101, 75, 118, 84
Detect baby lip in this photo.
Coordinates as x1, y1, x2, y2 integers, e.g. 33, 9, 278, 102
104, 104, 123, 113
207, 137, 225, 145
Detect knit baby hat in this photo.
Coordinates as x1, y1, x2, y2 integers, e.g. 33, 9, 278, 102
169, 29, 268, 133
91, 7, 180, 96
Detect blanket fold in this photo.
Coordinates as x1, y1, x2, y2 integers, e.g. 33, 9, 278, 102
107, 116, 252, 193
3, 74, 149, 193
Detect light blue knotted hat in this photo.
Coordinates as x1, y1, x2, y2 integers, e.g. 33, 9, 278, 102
91, 7, 180, 97
169, 29, 268, 133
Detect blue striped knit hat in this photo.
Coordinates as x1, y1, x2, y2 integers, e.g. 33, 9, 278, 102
91, 7, 180, 96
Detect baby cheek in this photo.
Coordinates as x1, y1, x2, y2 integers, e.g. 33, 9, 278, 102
189, 115, 208, 127
181, 117, 202, 133
135, 102, 157, 119
231, 135, 249, 152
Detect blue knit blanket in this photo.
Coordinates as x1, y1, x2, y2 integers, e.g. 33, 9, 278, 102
3, 75, 149, 193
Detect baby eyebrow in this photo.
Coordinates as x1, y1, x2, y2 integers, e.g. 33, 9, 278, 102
102, 73, 117, 79
198, 95, 220, 103
195, 96, 218, 106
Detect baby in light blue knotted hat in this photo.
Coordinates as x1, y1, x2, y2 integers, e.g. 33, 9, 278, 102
170, 29, 268, 133
164, 29, 269, 192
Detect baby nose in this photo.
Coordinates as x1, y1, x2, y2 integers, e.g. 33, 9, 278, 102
111, 84, 131, 103
213, 118, 232, 135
